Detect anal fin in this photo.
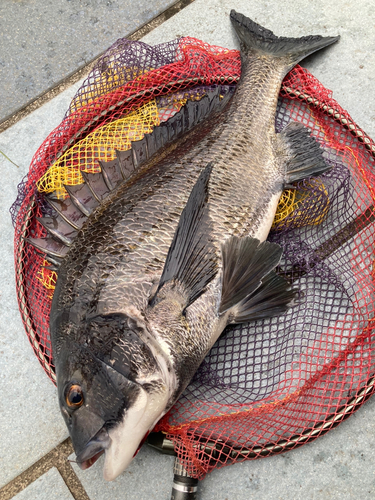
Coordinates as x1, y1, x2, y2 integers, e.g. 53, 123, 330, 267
219, 236, 297, 324
280, 121, 330, 184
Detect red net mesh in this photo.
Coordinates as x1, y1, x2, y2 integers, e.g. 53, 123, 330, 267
12, 36, 375, 478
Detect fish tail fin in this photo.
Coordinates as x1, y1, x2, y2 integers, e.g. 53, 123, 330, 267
230, 10, 339, 75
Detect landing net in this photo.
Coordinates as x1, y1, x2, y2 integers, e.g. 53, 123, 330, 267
12, 35, 375, 479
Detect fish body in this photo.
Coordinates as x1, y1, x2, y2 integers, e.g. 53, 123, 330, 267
34, 11, 339, 480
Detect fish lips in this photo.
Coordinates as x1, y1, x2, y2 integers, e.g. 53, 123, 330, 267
75, 427, 111, 470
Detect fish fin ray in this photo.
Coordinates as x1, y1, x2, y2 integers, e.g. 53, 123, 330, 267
230, 10, 339, 75
116, 149, 135, 179
36, 216, 77, 247
280, 121, 330, 183
28, 193, 88, 263
81, 170, 110, 202
64, 183, 100, 216
219, 236, 296, 323
27, 237, 69, 260
228, 270, 298, 324
151, 163, 218, 308
45, 196, 88, 230
98, 159, 123, 191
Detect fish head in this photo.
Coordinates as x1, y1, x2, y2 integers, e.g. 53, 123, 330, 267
53, 312, 172, 480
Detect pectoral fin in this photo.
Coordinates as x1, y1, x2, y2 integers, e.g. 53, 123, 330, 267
150, 163, 218, 309
219, 236, 297, 324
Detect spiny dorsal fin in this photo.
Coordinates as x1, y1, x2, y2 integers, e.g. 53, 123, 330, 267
27, 236, 69, 261
219, 236, 297, 324
36, 216, 78, 246
150, 163, 217, 309
29, 86, 235, 268
280, 121, 330, 184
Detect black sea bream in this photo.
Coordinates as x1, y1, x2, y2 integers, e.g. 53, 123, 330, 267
30, 11, 339, 480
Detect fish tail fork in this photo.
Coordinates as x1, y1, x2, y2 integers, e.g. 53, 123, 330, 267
230, 10, 339, 76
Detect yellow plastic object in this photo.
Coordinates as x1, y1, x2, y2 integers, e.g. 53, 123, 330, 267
37, 261, 58, 299
37, 99, 160, 199
273, 178, 329, 229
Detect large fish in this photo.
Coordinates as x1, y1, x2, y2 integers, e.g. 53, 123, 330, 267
30, 11, 339, 480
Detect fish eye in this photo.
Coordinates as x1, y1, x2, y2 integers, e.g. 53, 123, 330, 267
65, 384, 84, 408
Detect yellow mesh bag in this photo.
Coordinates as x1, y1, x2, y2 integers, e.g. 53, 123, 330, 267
272, 178, 329, 229
37, 99, 160, 198
37, 261, 58, 299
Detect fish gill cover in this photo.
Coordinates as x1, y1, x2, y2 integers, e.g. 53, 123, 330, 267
12, 35, 375, 478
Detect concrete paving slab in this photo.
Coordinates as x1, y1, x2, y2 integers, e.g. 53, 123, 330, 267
0, 0, 178, 123
1, 0, 375, 498
12, 467, 74, 500
0, 81, 82, 488
70, 446, 175, 500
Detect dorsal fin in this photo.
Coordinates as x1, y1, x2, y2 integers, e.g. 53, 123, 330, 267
36, 216, 78, 246
30, 85, 235, 266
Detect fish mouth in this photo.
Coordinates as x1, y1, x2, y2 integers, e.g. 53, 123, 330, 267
78, 449, 105, 470
75, 425, 147, 473
75, 427, 111, 471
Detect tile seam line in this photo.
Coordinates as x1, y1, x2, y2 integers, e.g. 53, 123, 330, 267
0, 438, 90, 500
0, 0, 196, 135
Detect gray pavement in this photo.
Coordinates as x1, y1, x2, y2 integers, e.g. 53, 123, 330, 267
12, 468, 74, 500
1, 0, 375, 499
0, 0, 179, 123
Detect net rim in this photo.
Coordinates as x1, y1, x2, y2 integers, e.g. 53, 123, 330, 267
14, 81, 375, 461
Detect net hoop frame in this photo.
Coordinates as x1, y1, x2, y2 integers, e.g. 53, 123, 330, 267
14, 77, 375, 460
